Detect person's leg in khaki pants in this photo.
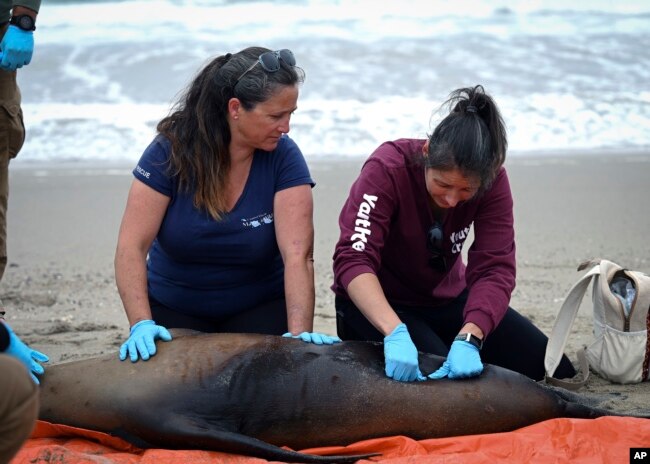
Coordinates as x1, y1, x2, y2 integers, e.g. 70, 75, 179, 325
0, 355, 39, 463
0, 67, 25, 283
0, 149, 9, 282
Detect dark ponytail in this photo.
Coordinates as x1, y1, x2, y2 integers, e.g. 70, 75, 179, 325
425, 85, 507, 191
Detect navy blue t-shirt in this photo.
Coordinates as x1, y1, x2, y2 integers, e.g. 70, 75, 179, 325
133, 134, 314, 318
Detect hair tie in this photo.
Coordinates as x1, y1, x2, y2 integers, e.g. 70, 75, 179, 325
224, 53, 232, 62
466, 105, 478, 113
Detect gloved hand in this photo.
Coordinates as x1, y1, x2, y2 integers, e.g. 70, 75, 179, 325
119, 319, 172, 362
283, 331, 342, 345
384, 323, 425, 382
428, 340, 483, 379
0, 25, 34, 71
4, 322, 49, 384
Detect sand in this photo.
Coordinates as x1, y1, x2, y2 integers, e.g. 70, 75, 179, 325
2, 152, 650, 414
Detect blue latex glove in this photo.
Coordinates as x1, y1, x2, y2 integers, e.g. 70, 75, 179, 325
428, 340, 483, 379
283, 331, 342, 345
383, 323, 426, 382
4, 322, 49, 384
119, 319, 172, 362
0, 25, 34, 71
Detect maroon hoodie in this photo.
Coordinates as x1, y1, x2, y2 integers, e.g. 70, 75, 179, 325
332, 139, 516, 337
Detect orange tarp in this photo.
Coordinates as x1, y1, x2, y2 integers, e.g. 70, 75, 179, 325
12, 416, 650, 463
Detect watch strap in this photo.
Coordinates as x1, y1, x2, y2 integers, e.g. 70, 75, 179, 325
454, 333, 483, 350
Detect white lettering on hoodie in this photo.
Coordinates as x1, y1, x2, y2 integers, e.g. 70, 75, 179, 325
351, 194, 378, 251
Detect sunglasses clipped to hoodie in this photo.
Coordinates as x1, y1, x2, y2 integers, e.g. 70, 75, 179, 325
427, 221, 447, 272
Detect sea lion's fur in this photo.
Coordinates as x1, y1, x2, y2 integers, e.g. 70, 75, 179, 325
38, 331, 643, 462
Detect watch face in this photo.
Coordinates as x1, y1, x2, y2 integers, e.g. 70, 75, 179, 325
15, 15, 35, 31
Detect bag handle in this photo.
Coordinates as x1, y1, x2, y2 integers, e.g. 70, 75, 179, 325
544, 260, 601, 390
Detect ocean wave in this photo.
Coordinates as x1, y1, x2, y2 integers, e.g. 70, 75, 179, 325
15, 0, 650, 162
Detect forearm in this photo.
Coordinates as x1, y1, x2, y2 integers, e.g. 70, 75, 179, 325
115, 246, 152, 327
460, 322, 484, 339
283, 256, 315, 334
346, 273, 401, 336
12, 5, 37, 17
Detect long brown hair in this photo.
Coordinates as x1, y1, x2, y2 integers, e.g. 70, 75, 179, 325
157, 46, 305, 220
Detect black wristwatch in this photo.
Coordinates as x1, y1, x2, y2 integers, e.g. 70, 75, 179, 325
10, 15, 36, 32
454, 333, 483, 350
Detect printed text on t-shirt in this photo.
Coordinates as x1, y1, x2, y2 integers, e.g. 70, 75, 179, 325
135, 165, 151, 179
351, 194, 378, 251
241, 213, 274, 228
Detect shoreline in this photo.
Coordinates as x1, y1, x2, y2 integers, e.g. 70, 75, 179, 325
9, 145, 650, 170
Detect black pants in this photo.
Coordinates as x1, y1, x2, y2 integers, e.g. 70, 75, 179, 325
335, 291, 576, 381
150, 296, 288, 335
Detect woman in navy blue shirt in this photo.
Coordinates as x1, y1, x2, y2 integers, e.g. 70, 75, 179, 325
116, 47, 339, 363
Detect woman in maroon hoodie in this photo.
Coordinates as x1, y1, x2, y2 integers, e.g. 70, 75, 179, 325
332, 85, 575, 382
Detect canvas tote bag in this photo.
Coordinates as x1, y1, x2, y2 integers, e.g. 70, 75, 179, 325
544, 259, 650, 389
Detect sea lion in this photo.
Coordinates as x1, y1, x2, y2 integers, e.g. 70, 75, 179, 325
38, 331, 644, 463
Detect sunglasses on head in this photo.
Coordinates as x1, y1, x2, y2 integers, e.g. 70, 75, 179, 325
235, 49, 296, 85
427, 221, 447, 272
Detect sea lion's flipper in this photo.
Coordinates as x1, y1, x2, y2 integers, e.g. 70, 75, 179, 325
544, 385, 650, 419
131, 416, 377, 463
